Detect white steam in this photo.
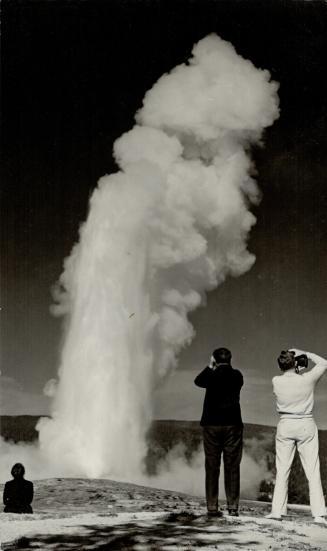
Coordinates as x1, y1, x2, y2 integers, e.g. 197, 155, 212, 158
32, 34, 279, 481
146, 443, 271, 500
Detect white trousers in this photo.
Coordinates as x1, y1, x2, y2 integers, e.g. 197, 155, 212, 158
271, 417, 326, 517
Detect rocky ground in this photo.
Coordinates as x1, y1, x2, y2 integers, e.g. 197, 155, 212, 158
0, 478, 326, 550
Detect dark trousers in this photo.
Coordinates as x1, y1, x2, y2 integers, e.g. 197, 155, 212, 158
203, 425, 243, 512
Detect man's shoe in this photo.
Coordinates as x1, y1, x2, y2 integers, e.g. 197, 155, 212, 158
207, 510, 223, 518
228, 509, 239, 517
314, 516, 327, 525
265, 513, 282, 520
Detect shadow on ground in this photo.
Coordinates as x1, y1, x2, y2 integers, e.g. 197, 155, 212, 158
3, 512, 260, 550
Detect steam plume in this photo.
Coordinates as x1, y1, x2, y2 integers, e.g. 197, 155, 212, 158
38, 34, 279, 478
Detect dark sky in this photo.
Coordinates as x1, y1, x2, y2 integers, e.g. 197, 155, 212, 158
1, 0, 327, 424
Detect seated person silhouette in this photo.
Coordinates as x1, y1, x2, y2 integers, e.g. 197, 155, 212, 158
3, 463, 33, 514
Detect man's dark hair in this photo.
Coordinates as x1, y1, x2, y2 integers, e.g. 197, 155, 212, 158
277, 350, 295, 371
11, 463, 25, 477
213, 347, 232, 365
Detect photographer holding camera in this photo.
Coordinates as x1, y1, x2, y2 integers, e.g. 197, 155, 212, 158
195, 347, 243, 517
267, 348, 327, 524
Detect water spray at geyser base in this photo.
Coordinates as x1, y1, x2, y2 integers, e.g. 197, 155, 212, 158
4, 35, 280, 496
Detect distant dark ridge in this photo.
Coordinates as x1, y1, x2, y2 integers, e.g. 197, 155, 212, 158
0, 416, 277, 443
151, 419, 276, 436
1, 416, 326, 443
0, 415, 48, 442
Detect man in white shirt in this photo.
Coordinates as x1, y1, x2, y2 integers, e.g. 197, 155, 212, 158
266, 348, 327, 524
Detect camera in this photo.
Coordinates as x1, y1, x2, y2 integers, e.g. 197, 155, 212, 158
294, 354, 308, 371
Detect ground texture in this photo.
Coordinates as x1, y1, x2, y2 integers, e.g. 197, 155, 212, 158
0, 479, 326, 550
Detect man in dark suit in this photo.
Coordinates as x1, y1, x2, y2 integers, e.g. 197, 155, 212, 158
3, 463, 34, 514
195, 347, 243, 517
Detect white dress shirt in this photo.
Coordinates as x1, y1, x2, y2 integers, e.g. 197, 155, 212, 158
272, 352, 327, 418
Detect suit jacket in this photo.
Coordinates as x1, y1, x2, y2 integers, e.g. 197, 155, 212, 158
195, 364, 243, 426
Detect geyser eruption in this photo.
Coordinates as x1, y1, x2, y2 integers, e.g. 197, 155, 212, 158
38, 35, 279, 479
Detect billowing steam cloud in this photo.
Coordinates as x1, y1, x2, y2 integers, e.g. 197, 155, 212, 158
36, 34, 279, 479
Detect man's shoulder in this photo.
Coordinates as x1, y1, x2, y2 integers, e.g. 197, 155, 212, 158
24, 479, 33, 487
5, 479, 16, 485
230, 368, 243, 384
232, 368, 243, 377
